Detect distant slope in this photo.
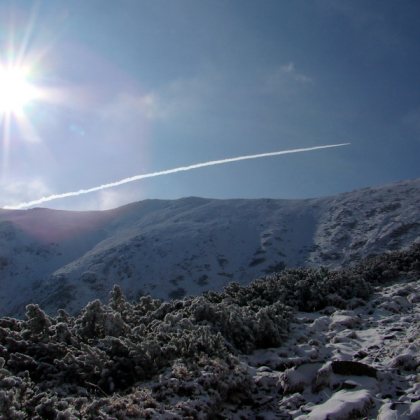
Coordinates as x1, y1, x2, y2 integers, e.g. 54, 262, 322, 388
0, 178, 419, 317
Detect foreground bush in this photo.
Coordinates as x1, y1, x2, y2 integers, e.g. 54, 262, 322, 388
0, 242, 418, 418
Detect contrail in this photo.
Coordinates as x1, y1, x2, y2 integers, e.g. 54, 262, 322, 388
4, 143, 350, 209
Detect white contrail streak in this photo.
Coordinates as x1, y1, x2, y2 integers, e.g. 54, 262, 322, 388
4, 143, 350, 209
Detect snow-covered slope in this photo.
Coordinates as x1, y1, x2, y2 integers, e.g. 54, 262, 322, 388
0, 178, 419, 317
0, 243, 419, 419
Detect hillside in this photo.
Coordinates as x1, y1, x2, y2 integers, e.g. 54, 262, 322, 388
0, 243, 419, 419
0, 178, 419, 317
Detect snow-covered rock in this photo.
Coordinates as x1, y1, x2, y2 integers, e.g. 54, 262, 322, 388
297, 389, 375, 420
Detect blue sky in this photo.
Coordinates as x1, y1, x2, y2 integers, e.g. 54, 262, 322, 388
1, 0, 420, 210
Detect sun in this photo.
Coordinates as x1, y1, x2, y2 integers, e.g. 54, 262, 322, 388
0, 65, 38, 114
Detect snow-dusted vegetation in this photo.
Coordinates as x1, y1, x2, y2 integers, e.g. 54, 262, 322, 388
0, 243, 420, 419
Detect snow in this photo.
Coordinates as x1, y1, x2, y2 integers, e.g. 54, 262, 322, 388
0, 173, 419, 417
237, 276, 420, 419
0, 178, 420, 318
296, 389, 374, 420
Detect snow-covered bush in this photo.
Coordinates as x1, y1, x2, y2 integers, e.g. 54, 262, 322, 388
208, 266, 372, 313
189, 297, 292, 353
0, 243, 418, 418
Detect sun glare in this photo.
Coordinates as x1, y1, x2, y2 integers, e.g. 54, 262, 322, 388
0, 65, 38, 114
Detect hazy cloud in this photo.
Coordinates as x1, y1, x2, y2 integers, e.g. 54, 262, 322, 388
2, 179, 52, 208
150, 62, 313, 124
265, 62, 312, 89
151, 72, 224, 121
98, 92, 156, 122
261, 63, 313, 99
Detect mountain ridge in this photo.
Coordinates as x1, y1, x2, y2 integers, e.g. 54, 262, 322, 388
1, 178, 419, 318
